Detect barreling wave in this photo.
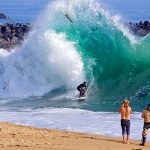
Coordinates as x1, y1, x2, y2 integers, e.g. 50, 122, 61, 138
45, 0, 150, 105
0, 0, 150, 111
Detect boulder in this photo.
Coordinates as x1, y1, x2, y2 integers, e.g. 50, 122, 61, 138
137, 28, 149, 37
0, 22, 32, 51
128, 21, 150, 36
0, 13, 9, 19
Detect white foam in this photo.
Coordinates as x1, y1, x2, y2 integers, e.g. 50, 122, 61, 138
0, 48, 11, 57
0, 108, 149, 141
48, 0, 138, 45
0, 29, 84, 98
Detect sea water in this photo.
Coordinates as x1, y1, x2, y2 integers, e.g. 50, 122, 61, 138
0, 0, 150, 141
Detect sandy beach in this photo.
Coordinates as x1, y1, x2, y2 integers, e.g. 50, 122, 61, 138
0, 122, 149, 150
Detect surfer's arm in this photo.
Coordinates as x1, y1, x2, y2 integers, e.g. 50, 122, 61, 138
86, 87, 89, 94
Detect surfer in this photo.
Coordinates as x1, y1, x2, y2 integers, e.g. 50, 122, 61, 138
140, 103, 150, 146
77, 82, 88, 98
118, 99, 132, 144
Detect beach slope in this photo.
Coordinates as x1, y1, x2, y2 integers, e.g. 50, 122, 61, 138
0, 122, 149, 150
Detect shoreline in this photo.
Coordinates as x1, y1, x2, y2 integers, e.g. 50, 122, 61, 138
0, 122, 149, 150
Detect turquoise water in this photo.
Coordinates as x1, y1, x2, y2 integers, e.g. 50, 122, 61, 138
0, 0, 150, 112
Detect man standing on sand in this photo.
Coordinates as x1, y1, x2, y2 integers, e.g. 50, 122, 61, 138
118, 99, 132, 144
140, 103, 150, 146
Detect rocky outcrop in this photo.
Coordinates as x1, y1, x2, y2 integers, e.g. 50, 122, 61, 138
128, 21, 150, 37
0, 13, 9, 19
0, 22, 32, 51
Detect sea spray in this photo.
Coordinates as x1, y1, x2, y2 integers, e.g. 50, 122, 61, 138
0, 29, 84, 98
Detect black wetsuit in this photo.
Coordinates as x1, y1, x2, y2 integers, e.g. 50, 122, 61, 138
77, 84, 87, 97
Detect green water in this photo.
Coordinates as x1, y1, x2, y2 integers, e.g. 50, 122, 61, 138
47, 0, 150, 111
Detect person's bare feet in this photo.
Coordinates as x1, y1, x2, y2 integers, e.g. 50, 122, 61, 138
123, 141, 126, 144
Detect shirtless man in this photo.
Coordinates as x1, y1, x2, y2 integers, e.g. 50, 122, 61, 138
118, 99, 132, 144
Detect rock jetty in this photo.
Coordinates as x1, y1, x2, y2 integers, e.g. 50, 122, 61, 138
0, 13, 9, 19
127, 21, 150, 37
0, 22, 32, 51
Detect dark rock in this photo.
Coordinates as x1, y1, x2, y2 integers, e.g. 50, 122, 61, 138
0, 12, 32, 51
128, 21, 150, 37
143, 21, 149, 27
137, 28, 149, 37
1, 26, 7, 33
0, 22, 32, 51
5, 22, 16, 30
0, 37, 12, 50
0, 13, 9, 19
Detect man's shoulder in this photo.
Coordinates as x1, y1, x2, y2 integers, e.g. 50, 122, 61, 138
143, 109, 148, 112
129, 107, 131, 110
144, 109, 150, 113
81, 84, 84, 87
142, 109, 150, 114
120, 107, 131, 112
78, 84, 82, 87
124, 106, 131, 109
127, 107, 132, 112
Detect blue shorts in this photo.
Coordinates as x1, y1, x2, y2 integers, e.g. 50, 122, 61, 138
121, 119, 130, 135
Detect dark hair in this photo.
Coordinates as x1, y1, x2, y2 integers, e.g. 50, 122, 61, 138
83, 82, 86, 84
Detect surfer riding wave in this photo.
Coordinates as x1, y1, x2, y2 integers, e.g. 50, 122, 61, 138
77, 82, 89, 98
